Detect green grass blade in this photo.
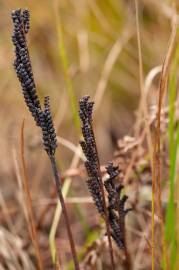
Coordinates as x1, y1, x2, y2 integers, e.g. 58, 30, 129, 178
54, 2, 80, 133
165, 42, 179, 269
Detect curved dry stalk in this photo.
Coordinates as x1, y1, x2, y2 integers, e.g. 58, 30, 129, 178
57, 136, 85, 160
144, 66, 162, 96
94, 31, 133, 112
134, 1, 156, 269
155, 13, 177, 270
20, 120, 43, 270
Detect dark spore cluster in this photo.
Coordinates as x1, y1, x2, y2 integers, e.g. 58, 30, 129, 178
79, 96, 132, 250
12, 9, 57, 156
79, 96, 104, 215
22, 9, 30, 34
12, 8, 41, 126
105, 162, 132, 249
39, 97, 57, 156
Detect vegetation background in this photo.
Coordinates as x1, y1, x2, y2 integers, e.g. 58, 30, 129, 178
0, 0, 179, 269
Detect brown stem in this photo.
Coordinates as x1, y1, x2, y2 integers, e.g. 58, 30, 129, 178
49, 155, 80, 270
123, 238, 131, 270
155, 15, 177, 270
20, 120, 43, 270
115, 190, 131, 270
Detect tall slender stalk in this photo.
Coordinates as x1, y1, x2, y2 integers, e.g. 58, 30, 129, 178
134, 2, 155, 267
11, 9, 80, 269
79, 96, 117, 270
155, 13, 177, 270
166, 41, 179, 270
20, 120, 43, 270
49, 155, 80, 270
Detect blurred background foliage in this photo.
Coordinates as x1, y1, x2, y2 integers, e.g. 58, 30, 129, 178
0, 0, 174, 173
0, 0, 178, 268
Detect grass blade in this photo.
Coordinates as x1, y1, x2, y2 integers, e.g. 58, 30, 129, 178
166, 41, 179, 268
53, 0, 80, 132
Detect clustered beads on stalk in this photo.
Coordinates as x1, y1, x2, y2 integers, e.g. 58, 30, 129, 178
22, 9, 30, 34
79, 96, 104, 215
11, 9, 57, 156
11, 9, 79, 270
12, 9, 41, 126
39, 97, 57, 156
105, 163, 132, 249
79, 96, 132, 250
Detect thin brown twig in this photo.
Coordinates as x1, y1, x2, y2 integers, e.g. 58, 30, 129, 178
37, 163, 82, 229
49, 155, 80, 270
36, 189, 56, 229
20, 119, 43, 270
134, 1, 157, 269
134, 0, 153, 162
134, 0, 153, 158
155, 12, 177, 270
123, 128, 146, 185
123, 248, 132, 270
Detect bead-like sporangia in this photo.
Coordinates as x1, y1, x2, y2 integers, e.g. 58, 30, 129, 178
79, 96, 104, 215
11, 9, 79, 269
12, 9, 57, 156
105, 163, 132, 249
12, 9, 41, 126
79, 96, 132, 250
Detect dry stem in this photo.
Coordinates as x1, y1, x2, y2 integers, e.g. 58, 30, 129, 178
20, 120, 43, 270
155, 12, 177, 270
49, 155, 80, 270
